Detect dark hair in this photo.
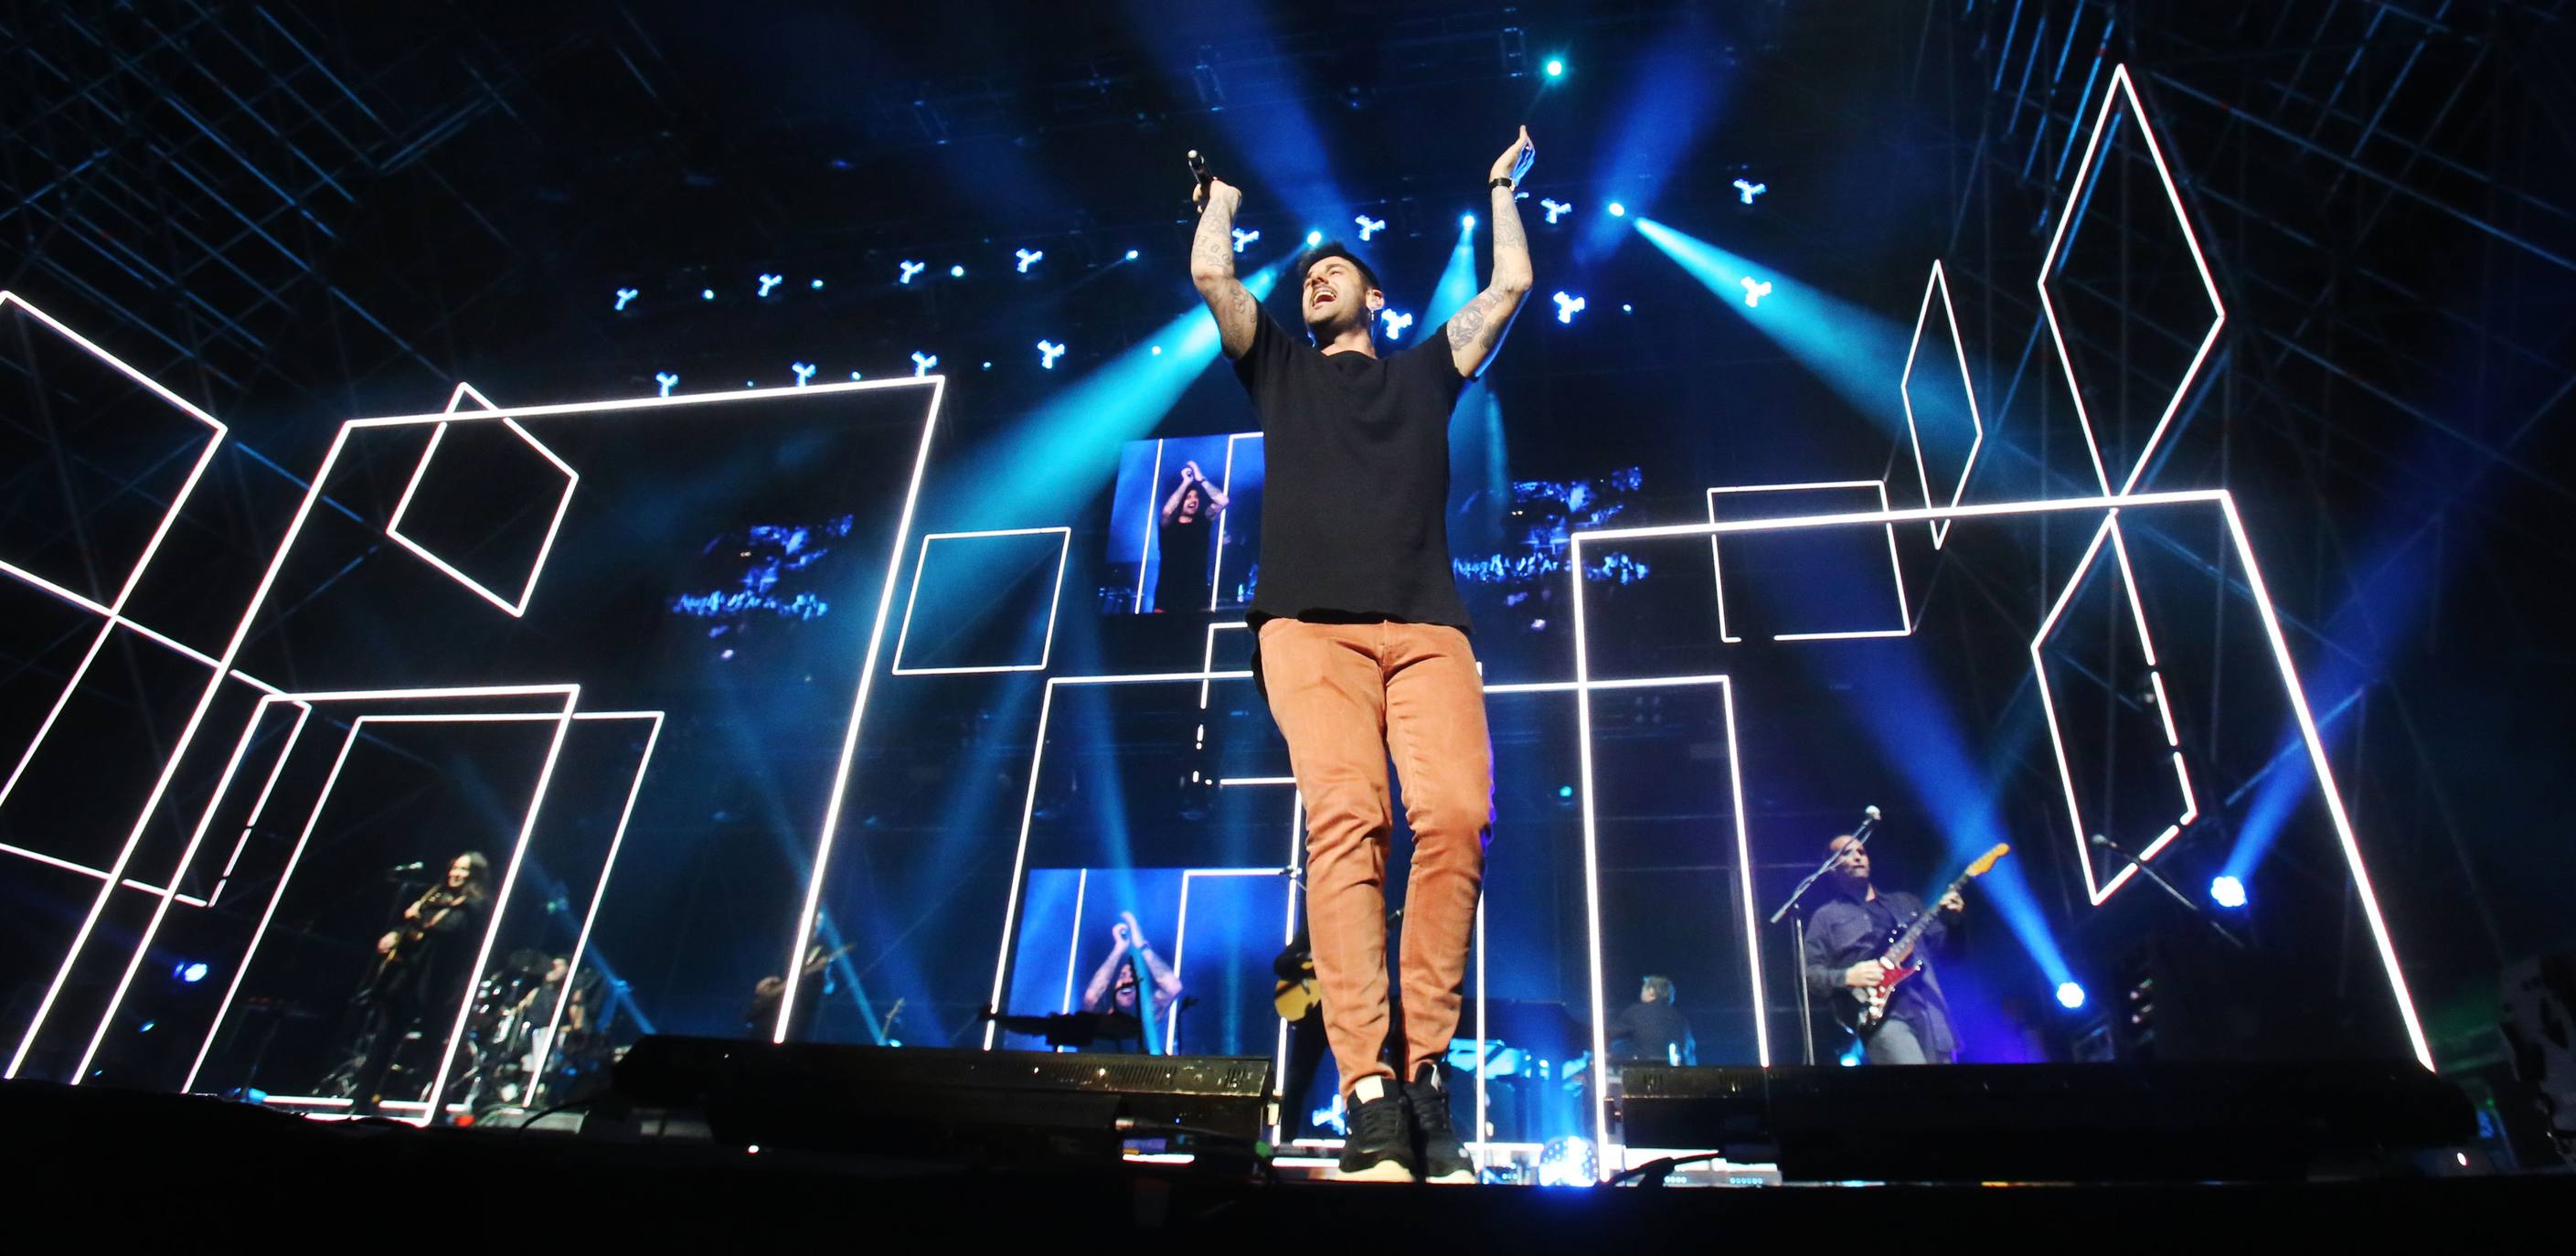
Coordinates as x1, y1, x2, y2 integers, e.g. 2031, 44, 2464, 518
1642, 975, 1676, 1004
1298, 241, 1382, 298
454, 850, 493, 903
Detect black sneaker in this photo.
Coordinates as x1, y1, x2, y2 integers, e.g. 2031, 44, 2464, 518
1333, 1080, 1419, 1182
1404, 1062, 1475, 1184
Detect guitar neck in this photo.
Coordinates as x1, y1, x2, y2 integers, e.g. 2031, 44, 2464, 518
1889, 871, 1968, 954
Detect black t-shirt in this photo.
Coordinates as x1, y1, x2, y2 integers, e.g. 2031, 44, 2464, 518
1154, 512, 1213, 612
1230, 308, 1473, 632
1610, 1000, 1694, 1064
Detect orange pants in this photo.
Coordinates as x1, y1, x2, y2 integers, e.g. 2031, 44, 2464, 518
1260, 619, 1491, 1094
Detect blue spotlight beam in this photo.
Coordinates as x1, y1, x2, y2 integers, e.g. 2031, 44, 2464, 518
1634, 218, 1917, 440
960, 252, 1288, 531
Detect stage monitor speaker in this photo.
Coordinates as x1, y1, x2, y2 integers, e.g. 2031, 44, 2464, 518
612, 1036, 1271, 1166
1619, 1062, 2471, 1182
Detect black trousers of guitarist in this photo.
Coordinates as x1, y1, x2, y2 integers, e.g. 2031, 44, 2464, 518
349, 902, 484, 1109
1803, 889, 1960, 1065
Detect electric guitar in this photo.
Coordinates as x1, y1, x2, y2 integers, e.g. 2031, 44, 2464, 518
1842, 843, 2009, 1032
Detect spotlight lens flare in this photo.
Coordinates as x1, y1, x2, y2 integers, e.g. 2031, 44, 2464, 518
175, 962, 208, 985
2209, 875, 2247, 909
1305, 229, 1323, 247
1545, 59, 1565, 78
1461, 214, 1476, 230
1605, 201, 1626, 218
2055, 982, 2087, 1010
1125, 249, 1140, 261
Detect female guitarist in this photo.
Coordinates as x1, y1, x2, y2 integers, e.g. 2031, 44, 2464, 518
346, 851, 491, 1111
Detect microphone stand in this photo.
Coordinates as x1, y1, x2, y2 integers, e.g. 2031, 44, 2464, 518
2092, 836, 2246, 951
1767, 810, 1879, 1066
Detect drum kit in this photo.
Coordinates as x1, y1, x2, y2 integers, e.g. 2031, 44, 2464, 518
456, 949, 603, 1114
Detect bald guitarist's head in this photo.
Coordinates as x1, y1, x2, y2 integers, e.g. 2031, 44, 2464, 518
1826, 835, 1872, 895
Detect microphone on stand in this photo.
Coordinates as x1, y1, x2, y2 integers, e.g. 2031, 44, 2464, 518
1863, 805, 1882, 823
2090, 836, 2246, 950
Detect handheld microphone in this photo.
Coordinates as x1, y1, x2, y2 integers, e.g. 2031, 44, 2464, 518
388, 860, 426, 874
1187, 149, 1212, 208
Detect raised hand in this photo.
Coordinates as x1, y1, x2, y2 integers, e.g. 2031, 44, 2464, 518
1195, 176, 1242, 216
1121, 910, 1147, 950
1111, 921, 1133, 948
1490, 125, 1536, 186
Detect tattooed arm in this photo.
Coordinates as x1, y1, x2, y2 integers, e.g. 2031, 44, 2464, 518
1450, 127, 1537, 378
1189, 178, 1260, 359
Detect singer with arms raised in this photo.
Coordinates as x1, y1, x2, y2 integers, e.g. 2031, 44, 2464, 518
1803, 834, 1965, 1064
1188, 129, 1535, 1183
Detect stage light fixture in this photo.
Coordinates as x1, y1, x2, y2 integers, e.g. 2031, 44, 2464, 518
899, 261, 926, 284
791, 362, 815, 387
1605, 201, 1626, 218
2056, 982, 2088, 1010
949, 264, 965, 278
700, 289, 714, 301
1732, 178, 1768, 205
1544, 59, 1565, 78
2210, 875, 2247, 909
1304, 229, 1323, 247
911, 351, 938, 377
756, 273, 783, 297
1536, 1136, 1593, 1187
1354, 214, 1386, 241
1621, 303, 1633, 313
1461, 214, 1476, 230
1540, 198, 1572, 224
1552, 292, 1586, 324
655, 372, 677, 397
1149, 346, 1162, 356
612, 288, 638, 311
1125, 249, 1140, 261
1739, 277, 1772, 307
1037, 340, 1066, 369
1231, 228, 1261, 253
1015, 249, 1044, 273
849, 372, 863, 381
174, 962, 208, 985
1380, 310, 1414, 339
810, 279, 825, 290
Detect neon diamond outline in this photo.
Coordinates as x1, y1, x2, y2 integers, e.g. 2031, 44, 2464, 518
2028, 514, 2199, 906
2035, 63, 2229, 497
382, 382, 580, 618
1899, 261, 1985, 549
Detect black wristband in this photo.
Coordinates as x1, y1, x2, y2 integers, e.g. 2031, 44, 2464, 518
1488, 176, 1515, 191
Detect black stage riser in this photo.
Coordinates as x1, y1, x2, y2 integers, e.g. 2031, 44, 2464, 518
1619, 1063, 2472, 1182
612, 1036, 1272, 1165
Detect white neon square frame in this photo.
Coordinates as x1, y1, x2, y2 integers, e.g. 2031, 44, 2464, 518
152, 697, 660, 1110
889, 527, 1072, 675
2, 372, 947, 1077
2036, 63, 2229, 497
1570, 488, 2434, 1112
1900, 261, 1986, 548
0, 293, 266, 902
1705, 482, 1912, 642
153, 684, 584, 1118
381, 383, 580, 618
2030, 514, 2199, 905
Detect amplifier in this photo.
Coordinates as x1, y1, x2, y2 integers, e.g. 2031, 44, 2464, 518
612, 1036, 1272, 1166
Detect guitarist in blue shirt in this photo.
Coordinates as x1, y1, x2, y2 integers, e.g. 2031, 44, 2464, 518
1803, 835, 1966, 1065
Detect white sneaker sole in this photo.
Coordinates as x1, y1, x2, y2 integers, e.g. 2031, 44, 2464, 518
1329, 1159, 1419, 1183
1421, 1167, 1477, 1185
